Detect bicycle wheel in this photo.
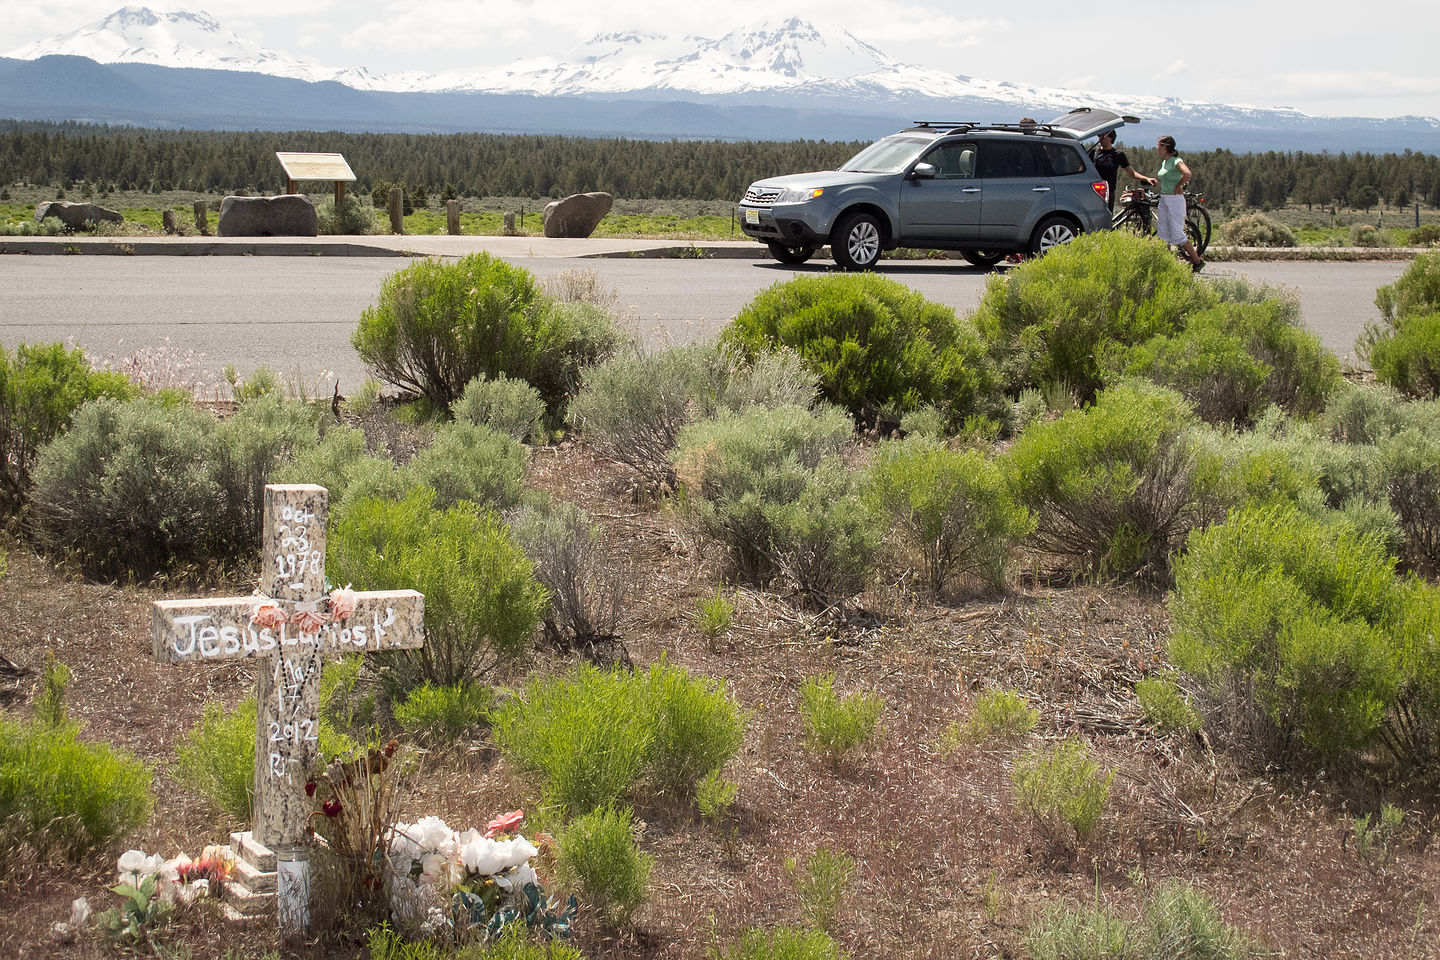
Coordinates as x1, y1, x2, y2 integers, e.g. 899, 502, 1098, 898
1184, 219, 1204, 255
1186, 204, 1212, 254
1113, 207, 1152, 238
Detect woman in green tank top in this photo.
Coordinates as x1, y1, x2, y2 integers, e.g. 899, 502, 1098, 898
1146, 135, 1204, 272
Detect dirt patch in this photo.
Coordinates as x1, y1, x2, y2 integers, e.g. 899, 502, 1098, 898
1, 442, 1437, 959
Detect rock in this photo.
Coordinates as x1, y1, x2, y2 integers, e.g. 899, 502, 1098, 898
217, 195, 318, 238
543, 192, 613, 238
33, 201, 124, 229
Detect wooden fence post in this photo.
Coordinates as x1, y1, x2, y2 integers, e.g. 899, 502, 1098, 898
388, 188, 404, 235
446, 199, 460, 235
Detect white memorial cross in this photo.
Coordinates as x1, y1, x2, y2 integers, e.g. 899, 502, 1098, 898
151, 484, 424, 935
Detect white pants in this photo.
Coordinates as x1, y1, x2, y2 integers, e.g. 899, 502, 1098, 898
1157, 193, 1187, 245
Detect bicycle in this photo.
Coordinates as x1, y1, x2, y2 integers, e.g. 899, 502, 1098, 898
1111, 188, 1211, 255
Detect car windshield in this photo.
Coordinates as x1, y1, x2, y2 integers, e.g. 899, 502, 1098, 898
839, 136, 931, 174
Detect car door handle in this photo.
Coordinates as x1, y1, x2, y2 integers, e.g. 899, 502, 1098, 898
1032, 187, 1051, 192
962, 187, 981, 193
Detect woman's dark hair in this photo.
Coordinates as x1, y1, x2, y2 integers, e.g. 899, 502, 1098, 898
1158, 135, 1177, 151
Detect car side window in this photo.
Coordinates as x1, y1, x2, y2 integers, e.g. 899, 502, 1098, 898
921, 142, 976, 179
1040, 142, 1087, 176
977, 142, 1043, 179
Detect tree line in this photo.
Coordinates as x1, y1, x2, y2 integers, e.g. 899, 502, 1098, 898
2, 120, 1438, 210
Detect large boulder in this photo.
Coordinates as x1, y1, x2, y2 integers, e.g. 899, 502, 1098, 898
217, 195, 318, 237
34, 201, 123, 229
543, 192, 613, 239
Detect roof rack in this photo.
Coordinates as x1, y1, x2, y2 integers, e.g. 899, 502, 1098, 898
904, 120, 1069, 137
906, 121, 978, 131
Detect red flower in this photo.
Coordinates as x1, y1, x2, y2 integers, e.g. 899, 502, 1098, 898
305, 781, 317, 797
385, 739, 398, 758
485, 809, 524, 838
322, 799, 342, 818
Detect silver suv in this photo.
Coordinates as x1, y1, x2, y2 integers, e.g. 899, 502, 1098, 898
738, 108, 1136, 269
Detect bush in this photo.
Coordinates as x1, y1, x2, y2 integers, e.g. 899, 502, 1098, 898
1369, 311, 1440, 399
1409, 223, 1440, 246
453, 375, 545, 443
865, 437, 1032, 594
1374, 250, 1440, 327
29, 397, 223, 580
945, 689, 1038, 748
571, 342, 818, 491
1220, 212, 1296, 247
1321, 380, 1409, 444
1026, 880, 1262, 960
973, 231, 1213, 402
643, 659, 748, 799
0, 712, 152, 865
764, 461, 882, 606
555, 806, 652, 927
1169, 503, 1440, 769
717, 926, 848, 960
1003, 382, 1213, 581
1011, 738, 1113, 847
1109, 290, 1339, 425
352, 253, 626, 417
328, 489, 548, 694
0, 341, 136, 511
392, 682, 493, 747
1350, 224, 1390, 248
1135, 677, 1202, 733
316, 195, 375, 235
209, 394, 328, 554
1377, 427, 1440, 573
271, 426, 405, 514
404, 421, 528, 511
694, 583, 736, 647
799, 674, 882, 765
508, 502, 626, 654
723, 273, 1000, 429
790, 848, 854, 934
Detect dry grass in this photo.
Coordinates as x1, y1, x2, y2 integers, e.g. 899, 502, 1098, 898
1, 442, 1438, 959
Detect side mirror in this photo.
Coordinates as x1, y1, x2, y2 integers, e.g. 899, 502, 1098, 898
909, 162, 937, 180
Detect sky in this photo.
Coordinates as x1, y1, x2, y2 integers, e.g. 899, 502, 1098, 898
4, 0, 1439, 118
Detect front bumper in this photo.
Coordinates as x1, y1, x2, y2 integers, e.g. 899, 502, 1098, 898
736, 204, 828, 248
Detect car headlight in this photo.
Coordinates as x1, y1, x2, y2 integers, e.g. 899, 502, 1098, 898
776, 187, 824, 203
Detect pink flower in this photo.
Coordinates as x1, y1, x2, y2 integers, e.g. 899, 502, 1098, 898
291, 605, 329, 634
328, 586, 358, 621
250, 600, 287, 630
484, 809, 524, 838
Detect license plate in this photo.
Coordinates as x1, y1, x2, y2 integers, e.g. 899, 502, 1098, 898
744, 208, 760, 225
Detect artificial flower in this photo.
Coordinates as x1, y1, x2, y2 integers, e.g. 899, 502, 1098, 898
485, 808, 525, 838
250, 600, 287, 630
328, 586, 358, 621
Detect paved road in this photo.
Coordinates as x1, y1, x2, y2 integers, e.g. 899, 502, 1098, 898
0, 256, 1408, 395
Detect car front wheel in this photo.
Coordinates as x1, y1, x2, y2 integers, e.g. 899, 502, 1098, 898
831, 211, 883, 270
767, 241, 818, 265
959, 249, 1005, 268
1029, 216, 1080, 257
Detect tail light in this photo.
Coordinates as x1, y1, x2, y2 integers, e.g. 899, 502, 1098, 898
1092, 181, 1109, 202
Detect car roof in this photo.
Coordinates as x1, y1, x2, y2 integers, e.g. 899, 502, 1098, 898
899, 109, 1140, 142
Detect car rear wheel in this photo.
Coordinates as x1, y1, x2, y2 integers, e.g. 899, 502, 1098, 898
767, 241, 818, 265
1029, 216, 1080, 257
959, 249, 1005, 268
831, 211, 883, 270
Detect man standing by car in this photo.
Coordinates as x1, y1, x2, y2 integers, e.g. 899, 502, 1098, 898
1088, 130, 1144, 211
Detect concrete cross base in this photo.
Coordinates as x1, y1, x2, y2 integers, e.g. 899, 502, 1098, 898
220, 831, 278, 920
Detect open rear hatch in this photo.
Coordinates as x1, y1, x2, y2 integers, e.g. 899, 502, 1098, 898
1046, 107, 1141, 140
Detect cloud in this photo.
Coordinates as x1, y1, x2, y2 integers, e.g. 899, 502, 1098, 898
1158, 59, 1189, 78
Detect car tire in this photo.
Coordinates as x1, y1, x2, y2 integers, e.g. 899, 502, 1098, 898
767, 241, 818, 265
959, 249, 1005, 268
831, 211, 883, 270
1029, 216, 1080, 257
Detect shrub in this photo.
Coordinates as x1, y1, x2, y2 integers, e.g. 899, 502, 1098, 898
1135, 677, 1202, 733
403, 421, 528, 511
1350, 224, 1390, 248
271, 426, 405, 514
316, 195, 375, 235
508, 502, 626, 654
328, 489, 548, 694
673, 404, 853, 581
799, 674, 883, 765
946, 689, 1038, 748
29, 397, 223, 580
1409, 223, 1440, 246
1351, 802, 1405, 865
723, 273, 1000, 429
789, 848, 854, 934
695, 584, 736, 647
1026, 880, 1262, 960
1374, 250, 1440, 327
1322, 380, 1409, 444
717, 926, 848, 960
352, 253, 626, 417
1377, 427, 1440, 572
1003, 382, 1212, 581
570, 342, 817, 491
696, 770, 739, 823
1369, 311, 1440, 399
1169, 503, 1440, 768
0, 713, 153, 866
764, 461, 882, 606
554, 806, 652, 926
643, 659, 748, 799
0, 341, 136, 511
972, 231, 1213, 402
209, 394, 327, 554
1220, 212, 1296, 247
453, 374, 545, 443
491, 666, 653, 816
1011, 738, 1113, 847
865, 436, 1032, 594
392, 682, 493, 747
1109, 293, 1339, 425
